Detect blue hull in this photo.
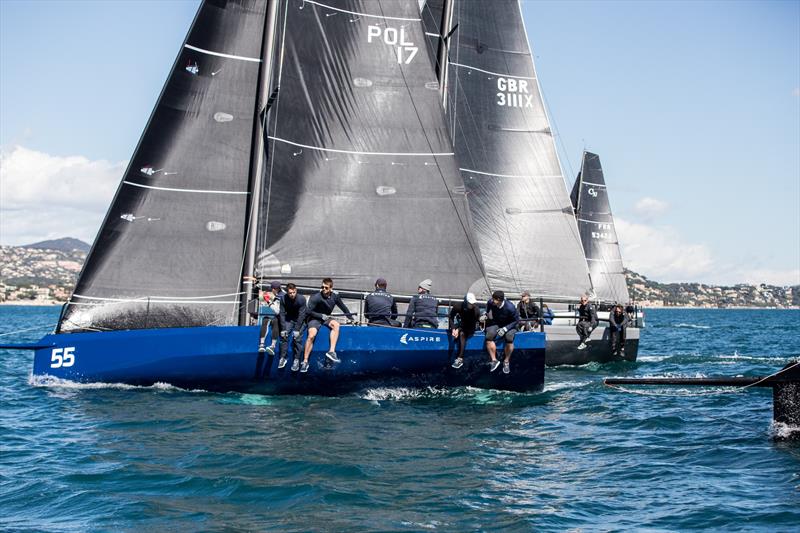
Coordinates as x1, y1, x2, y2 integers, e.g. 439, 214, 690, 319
30, 325, 546, 394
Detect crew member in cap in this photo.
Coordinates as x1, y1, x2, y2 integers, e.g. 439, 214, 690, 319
484, 290, 520, 374
449, 292, 481, 369
403, 279, 439, 329
364, 278, 399, 327
517, 290, 541, 332
258, 280, 284, 355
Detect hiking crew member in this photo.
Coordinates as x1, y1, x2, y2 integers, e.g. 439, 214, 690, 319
259, 281, 284, 355
450, 292, 481, 369
279, 283, 308, 371
517, 290, 541, 331
301, 278, 356, 373
484, 290, 520, 374
576, 294, 598, 350
609, 304, 629, 357
364, 278, 399, 327
403, 279, 439, 329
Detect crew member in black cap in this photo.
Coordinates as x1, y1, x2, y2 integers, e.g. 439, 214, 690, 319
517, 290, 541, 331
365, 278, 400, 327
484, 290, 520, 374
403, 279, 439, 329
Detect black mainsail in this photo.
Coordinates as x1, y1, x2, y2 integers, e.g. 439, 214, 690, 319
255, 0, 486, 296
570, 151, 630, 303
60, 1, 268, 332
422, 0, 592, 300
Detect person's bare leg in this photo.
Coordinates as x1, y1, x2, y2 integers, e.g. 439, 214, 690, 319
486, 340, 497, 362
328, 320, 340, 352
504, 342, 514, 363
303, 327, 318, 363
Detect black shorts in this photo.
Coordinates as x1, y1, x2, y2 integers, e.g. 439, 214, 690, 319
458, 327, 476, 340
485, 325, 517, 343
307, 318, 335, 331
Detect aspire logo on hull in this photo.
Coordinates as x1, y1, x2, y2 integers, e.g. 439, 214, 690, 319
400, 333, 443, 345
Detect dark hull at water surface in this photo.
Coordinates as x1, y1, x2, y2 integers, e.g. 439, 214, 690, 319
26, 326, 546, 395
545, 325, 639, 366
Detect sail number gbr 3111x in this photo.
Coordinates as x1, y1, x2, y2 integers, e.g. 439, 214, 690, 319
497, 78, 534, 108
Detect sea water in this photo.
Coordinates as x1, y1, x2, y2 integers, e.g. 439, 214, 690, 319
1, 306, 799, 531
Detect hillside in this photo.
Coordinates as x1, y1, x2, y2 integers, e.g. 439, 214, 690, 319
626, 269, 799, 308
23, 237, 90, 253
1, 239, 797, 307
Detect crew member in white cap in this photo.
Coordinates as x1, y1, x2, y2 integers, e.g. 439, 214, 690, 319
449, 292, 481, 369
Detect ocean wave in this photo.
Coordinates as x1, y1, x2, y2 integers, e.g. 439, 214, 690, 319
543, 380, 592, 392
28, 374, 207, 393
673, 323, 711, 329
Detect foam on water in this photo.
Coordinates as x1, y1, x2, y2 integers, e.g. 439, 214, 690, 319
29, 374, 207, 393
674, 323, 711, 329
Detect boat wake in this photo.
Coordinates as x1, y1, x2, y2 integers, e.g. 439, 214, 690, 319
28, 374, 208, 393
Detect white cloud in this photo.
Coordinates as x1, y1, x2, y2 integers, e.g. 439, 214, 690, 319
616, 217, 715, 281
616, 217, 800, 286
632, 196, 669, 220
0, 145, 124, 245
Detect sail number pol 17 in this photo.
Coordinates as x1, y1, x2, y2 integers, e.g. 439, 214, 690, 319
51, 347, 76, 368
367, 26, 418, 64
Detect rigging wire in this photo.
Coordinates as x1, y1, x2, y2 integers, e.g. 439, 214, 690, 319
381, 1, 490, 293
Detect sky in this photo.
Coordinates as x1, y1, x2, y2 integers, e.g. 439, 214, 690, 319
1, 0, 798, 286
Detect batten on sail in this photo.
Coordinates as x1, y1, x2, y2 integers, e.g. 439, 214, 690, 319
60, 1, 269, 333
421, 0, 593, 300
570, 151, 630, 303
255, 0, 486, 297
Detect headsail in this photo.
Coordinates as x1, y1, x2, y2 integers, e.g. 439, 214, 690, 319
255, 0, 486, 296
570, 151, 630, 303
422, 0, 592, 300
60, 0, 268, 332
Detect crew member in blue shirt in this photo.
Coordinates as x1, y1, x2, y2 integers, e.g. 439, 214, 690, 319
364, 277, 399, 327
279, 283, 308, 371
484, 290, 520, 374
403, 279, 439, 329
301, 278, 356, 373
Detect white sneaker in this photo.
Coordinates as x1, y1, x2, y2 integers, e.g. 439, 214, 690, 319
502, 361, 510, 374
451, 358, 464, 369
278, 357, 287, 369
577, 342, 587, 350
489, 360, 501, 372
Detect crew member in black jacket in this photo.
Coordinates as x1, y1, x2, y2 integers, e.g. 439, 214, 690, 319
608, 304, 629, 356
403, 279, 439, 329
517, 290, 541, 331
301, 278, 356, 372
576, 294, 599, 350
364, 278, 399, 327
279, 283, 308, 371
449, 292, 481, 369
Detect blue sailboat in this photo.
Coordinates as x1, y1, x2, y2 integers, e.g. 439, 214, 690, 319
4, 0, 545, 394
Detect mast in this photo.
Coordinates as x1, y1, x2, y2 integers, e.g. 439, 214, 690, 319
239, 0, 280, 325
435, 0, 454, 109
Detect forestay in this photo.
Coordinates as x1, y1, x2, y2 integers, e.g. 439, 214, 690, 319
421, 0, 592, 300
60, 0, 267, 332
255, 0, 486, 296
570, 151, 630, 303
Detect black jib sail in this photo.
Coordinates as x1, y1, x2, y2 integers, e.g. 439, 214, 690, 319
254, 0, 486, 296
60, 0, 268, 332
422, 0, 592, 300
570, 151, 630, 303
